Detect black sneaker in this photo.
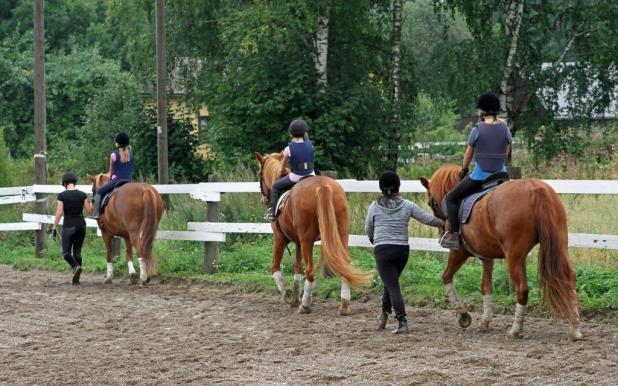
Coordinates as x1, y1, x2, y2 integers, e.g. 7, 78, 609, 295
392, 317, 408, 334
72, 265, 82, 285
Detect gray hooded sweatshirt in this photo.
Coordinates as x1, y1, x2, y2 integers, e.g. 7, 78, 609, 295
364, 198, 445, 247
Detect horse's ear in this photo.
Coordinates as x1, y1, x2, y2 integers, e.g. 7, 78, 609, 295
255, 152, 263, 164
419, 176, 430, 191
87, 174, 95, 183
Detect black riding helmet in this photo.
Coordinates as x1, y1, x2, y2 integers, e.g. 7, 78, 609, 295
379, 170, 400, 194
61, 172, 78, 187
289, 119, 308, 138
476, 92, 501, 115
115, 132, 130, 147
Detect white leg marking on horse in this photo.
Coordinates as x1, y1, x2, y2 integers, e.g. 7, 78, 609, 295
445, 282, 463, 309
272, 271, 285, 292
302, 280, 314, 308
106, 263, 113, 279
510, 303, 526, 336
293, 273, 301, 287
138, 257, 147, 281
128, 260, 136, 275
482, 293, 493, 322
340, 278, 351, 301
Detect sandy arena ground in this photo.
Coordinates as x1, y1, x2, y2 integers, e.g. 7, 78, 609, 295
0, 264, 616, 385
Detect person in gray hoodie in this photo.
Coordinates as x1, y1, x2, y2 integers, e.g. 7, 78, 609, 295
365, 171, 445, 334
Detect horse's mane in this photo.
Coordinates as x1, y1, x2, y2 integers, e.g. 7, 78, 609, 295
430, 165, 461, 203
262, 153, 288, 186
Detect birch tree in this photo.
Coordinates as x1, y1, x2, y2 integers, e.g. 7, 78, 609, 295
387, 0, 403, 168
313, 4, 330, 89
499, 0, 524, 125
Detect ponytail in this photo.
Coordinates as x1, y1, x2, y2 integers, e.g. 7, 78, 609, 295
119, 145, 132, 163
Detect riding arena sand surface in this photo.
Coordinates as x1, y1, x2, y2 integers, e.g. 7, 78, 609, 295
0, 265, 616, 385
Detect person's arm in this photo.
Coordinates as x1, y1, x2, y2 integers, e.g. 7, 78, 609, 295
84, 197, 93, 215
409, 201, 445, 228
364, 203, 376, 244
108, 153, 114, 175
280, 154, 289, 177
53, 201, 64, 230
462, 145, 474, 169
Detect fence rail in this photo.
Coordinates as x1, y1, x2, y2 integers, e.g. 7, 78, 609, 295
1, 180, 617, 271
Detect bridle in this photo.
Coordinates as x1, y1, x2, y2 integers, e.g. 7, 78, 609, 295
427, 193, 446, 221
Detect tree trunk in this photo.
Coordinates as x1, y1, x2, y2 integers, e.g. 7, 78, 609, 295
499, 0, 525, 126
312, 9, 329, 89
387, 0, 403, 169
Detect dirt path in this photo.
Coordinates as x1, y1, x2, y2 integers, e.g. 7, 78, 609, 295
0, 265, 616, 385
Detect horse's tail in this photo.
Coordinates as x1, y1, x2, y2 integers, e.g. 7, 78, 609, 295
139, 188, 160, 277
315, 184, 371, 287
534, 183, 579, 323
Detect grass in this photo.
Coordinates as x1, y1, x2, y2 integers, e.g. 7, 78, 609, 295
0, 152, 616, 322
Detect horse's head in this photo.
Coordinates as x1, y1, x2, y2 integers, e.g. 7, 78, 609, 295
419, 165, 461, 220
87, 173, 111, 194
255, 152, 288, 206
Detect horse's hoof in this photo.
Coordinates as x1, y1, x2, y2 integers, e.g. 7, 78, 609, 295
139, 279, 148, 287
506, 329, 523, 339
457, 312, 472, 329
570, 330, 584, 342
129, 273, 139, 285
338, 300, 352, 316
103, 276, 113, 284
478, 320, 492, 332
298, 304, 312, 314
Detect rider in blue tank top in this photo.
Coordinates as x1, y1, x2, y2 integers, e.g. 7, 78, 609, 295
265, 119, 316, 221
440, 92, 512, 249
91, 132, 135, 219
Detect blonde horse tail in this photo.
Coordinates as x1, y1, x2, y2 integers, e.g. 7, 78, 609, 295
315, 184, 371, 287
139, 188, 159, 277
534, 183, 579, 323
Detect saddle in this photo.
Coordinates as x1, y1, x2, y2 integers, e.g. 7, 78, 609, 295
100, 180, 130, 213
273, 175, 315, 218
441, 172, 511, 226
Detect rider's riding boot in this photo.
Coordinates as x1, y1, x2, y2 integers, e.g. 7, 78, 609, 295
377, 311, 389, 330
392, 316, 408, 334
91, 195, 102, 219
439, 232, 461, 250
264, 207, 276, 222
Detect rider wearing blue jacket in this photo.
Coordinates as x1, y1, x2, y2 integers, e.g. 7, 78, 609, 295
441, 92, 512, 249
91, 132, 135, 219
265, 119, 316, 221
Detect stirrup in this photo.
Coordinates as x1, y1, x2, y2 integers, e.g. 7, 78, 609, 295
264, 208, 275, 222
439, 233, 461, 250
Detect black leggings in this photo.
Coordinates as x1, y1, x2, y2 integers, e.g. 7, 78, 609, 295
62, 226, 86, 268
96, 179, 119, 200
374, 244, 410, 319
444, 177, 483, 233
270, 176, 295, 212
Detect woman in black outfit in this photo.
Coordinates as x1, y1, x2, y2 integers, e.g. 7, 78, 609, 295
52, 173, 92, 284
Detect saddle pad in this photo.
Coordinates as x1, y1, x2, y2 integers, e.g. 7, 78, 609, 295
101, 180, 130, 212
459, 186, 498, 224
274, 190, 291, 217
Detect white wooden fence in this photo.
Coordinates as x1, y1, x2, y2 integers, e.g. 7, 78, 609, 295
1, 179, 617, 271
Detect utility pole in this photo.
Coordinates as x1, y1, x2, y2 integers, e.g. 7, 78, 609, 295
156, 0, 169, 188
33, 0, 47, 257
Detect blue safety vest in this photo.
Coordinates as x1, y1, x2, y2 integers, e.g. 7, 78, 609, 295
288, 141, 314, 176
112, 149, 135, 181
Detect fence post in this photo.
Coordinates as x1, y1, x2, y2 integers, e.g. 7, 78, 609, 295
203, 173, 222, 274
320, 170, 337, 179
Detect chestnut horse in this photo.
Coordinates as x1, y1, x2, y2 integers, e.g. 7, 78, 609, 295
420, 165, 582, 341
255, 152, 371, 315
88, 173, 164, 285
